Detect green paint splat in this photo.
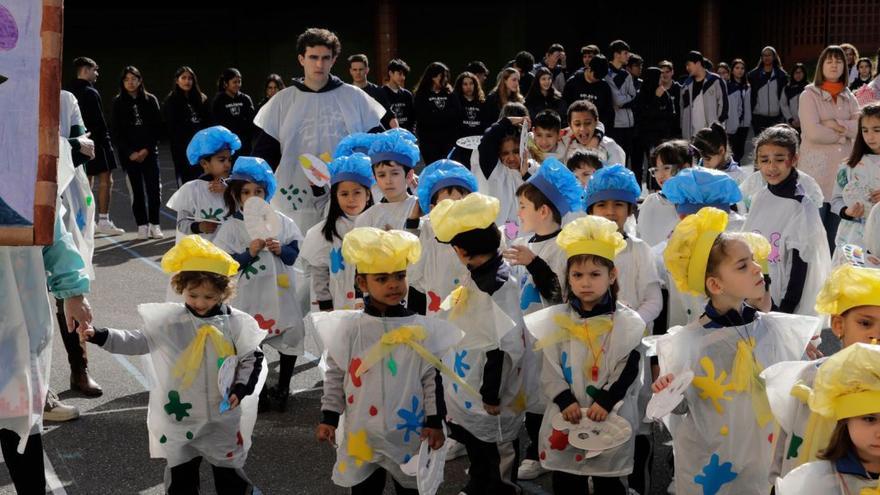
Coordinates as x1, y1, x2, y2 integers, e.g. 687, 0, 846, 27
159, 435, 167, 444
786, 433, 803, 459
217, 357, 225, 369
186, 431, 194, 440
164, 390, 192, 421
85, 196, 93, 206
387, 355, 397, 376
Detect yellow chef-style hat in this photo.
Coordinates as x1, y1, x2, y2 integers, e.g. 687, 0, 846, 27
808, 343, 880, 421
342, 227, 421, 274
430, 193, 500, 243
556, 215, 627, 261
160, 235, 239, 276
664, 207, 728, 296
739, 232, 771, 275
815, 264, 880, 315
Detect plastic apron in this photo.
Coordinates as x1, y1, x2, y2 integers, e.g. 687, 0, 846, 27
743, 187, 831, 316
637, 193, 679, 247
137, 303, 266, 468
300, 215, 360, 310
440, 274, 526, 443
166, 179, 228, 243
58, 139, 96, 280
354, 196, 418, 232
526, 303, 645, 477
307, 311, 462, 488
408, 218, 469, 316
255, 84, 384, 234
776, 460, 880, 495
470, 149, 539, 242
213, 213, 304, 352
655, 312, 818, 495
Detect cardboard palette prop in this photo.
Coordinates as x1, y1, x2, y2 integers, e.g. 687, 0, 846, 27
243, 197, 281, 241
550, 408, 633, 452
217, 355, 238, 413
0, 0, 63, 245
298, 153, 331, 188
455, 135, 482, 151
843, 165, 880, 208
644, 370, 694, 422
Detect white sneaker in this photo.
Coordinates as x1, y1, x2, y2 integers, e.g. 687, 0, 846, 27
96, 219, 125, 236
43, 390, 80, 422
517, 458, 548, 480
137, 225, 150, 240
667, 477, 676, 494
149, 224, 164, 239
445, 438, 467, 461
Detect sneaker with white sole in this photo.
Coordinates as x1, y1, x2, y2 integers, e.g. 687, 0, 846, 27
667, 477, 676, 494
517, 458, 548, 480
137, 225, 150, 240
445, 438, 467, 461
43, 390, 80, 422
96, 219, 125, 236
149, 224, 164, 239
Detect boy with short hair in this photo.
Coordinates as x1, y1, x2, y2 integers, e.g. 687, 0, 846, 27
566, 150, 604, 187
561, 100, 626, 164
381, 59, 416, 131
531, 109, 564, 161
605, 39, 637, 166
563, 54, 614, 127
680, 50, 729, 139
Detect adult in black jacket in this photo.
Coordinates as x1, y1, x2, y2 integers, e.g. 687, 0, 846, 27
382, 59, 416, 131
525, 66, 568, 125
747, 46, 788, 135
454, 71, 491, 137
111, 66, 163, 238
413, 62, 462, 163
255, 73, 285, 113
211, 68, 256, 155
634, 67, 677, 161
65, 57, 124, 235
562, 54, 615, 128
162, 66, 209, 185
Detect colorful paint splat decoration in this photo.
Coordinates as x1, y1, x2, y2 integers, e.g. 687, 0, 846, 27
242, 255, 267, 280
560, 351, 573, 385
387, 354, 398, 376
280, 184, 306, 211
549, 428, 569, 451
693, 453, 737, 495
427, 291, 441, 312
396, 396, 425, 443
692, 356, 734, 414
520, 283, 541, 310
330, 247, 345, 274
163, 390, 192, 421
347, 430, 373, 467
276, 274, 290, 289
254, 314, 277, 334
349, 358, 363, 387
454, 350, 470, 378
199, 207, 224, 221
786, 433, 803, 459
504, 221, 519, 240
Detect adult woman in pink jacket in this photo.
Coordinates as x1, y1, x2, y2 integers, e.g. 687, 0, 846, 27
798, 45, 860, 249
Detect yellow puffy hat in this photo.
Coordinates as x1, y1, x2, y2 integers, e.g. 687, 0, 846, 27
430, 193, 500, 243
815, 264, 880, 315
556, 215, 627, 261
160, 235, 239, 276
739, 232, 771, 275
664, 207, 728, 296
342, 227, 421, 274
808, 343, 880, 420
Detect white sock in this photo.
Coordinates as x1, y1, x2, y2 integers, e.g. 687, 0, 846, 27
98, 213, 109, 221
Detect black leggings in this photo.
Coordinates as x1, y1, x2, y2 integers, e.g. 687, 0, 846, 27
122, 152, 161, 226
168, 456, 250, 495
351, 468, 418, 495
0, 430, 46, 494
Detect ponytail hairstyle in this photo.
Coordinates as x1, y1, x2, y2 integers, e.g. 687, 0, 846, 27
217, 67, 242, 94
691, 122, 731, 165
847, 103, 880, 167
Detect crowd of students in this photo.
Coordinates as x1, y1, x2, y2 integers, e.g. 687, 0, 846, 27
6, 26, 880, 495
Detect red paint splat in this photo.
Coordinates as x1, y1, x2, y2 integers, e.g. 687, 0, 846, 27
347, 395, 354, 404
369, 406, 378, 416
348, 358, 363, 387
575, 454, 583, 462
236, 431, 243, 446
427, 291, 441, 312
549, 429, 569, 451
254, 314, 276, 332
539, 451, 546, 460
768, 433, 774, 443
347, 291, 354, 299
226, 451, 233, 458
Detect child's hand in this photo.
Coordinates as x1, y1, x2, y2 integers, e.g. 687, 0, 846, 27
846, 202, 865, 219
805, 341, 824, 360
507, 116, 529, 128
483, 403, 501, 416
199, 221, 217, 234
652, 373, 675, 393
502, 245, 536, 266
208, 179, 226, 194
870, 189, 880, 204
586, 402, 608, 422
78, 326, 95, 341
561, 402, 582, 424
408, 201, 422, 220
407, 170, 419, 191
249, 239, 266, 256
265, 238, 282, 255
227, 394, 240, 409
420, 426, 445, 450
316, 424, 336, 446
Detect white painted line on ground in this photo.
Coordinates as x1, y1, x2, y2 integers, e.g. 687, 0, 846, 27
80, 405, 148, 417
112, 354, 151, 390
97, 235, 164, 272
44, 452, 68, 494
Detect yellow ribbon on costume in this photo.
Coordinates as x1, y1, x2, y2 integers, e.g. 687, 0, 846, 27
729, 337, 773, 428
172, 325, 236, 390
354, 325, 480, 398
441, 286, 469, 321
861, 482, 880, 495
535, 314, 613, 380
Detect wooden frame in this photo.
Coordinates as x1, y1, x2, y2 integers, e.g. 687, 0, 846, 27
0, 0, 62, 246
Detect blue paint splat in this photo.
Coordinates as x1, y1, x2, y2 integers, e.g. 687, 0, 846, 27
453, 278, 459, 285
694, 453, 738, 495
464, 401, 472, 409
560, 351, 573, 385
454, 350, 470, 378
520, 283, 541, 310
403, 453, 411, 463
330, 247, 345, 274
452, 383, 459, 393
75, 210, 87, 230
396, 395, 425, 443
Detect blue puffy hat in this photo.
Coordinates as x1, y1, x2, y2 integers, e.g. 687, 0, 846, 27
416, 159, 478, 213
383, 127, 418, 145
334, 133, 378, 159
526, 157, 585, 216
328, 153, 375, 188
661, 166, 742, 215
584, 164, 641, 209
228, 157, 277, 202
186, 126, 242, 165
367, 133, 421, 169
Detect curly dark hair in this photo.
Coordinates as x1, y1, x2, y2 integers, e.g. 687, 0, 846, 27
170, 271, 235, 301
296, 28, 341, 57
